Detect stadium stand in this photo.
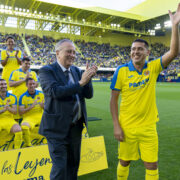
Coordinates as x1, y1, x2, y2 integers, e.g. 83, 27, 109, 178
1, 33, 179, 77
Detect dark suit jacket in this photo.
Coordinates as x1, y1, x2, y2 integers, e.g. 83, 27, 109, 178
38, 62, 93, 139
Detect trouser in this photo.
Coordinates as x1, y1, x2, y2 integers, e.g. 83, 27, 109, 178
47, 121, 83, 180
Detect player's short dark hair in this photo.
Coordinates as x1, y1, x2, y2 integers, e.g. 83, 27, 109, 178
26, 78, 34, 85
22, 57, 31, 62
6, 35, 15, 42
132, 39, 149, 49
0, 79, 6, 82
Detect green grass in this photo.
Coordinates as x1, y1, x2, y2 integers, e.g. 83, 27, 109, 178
79, 82, 180, 180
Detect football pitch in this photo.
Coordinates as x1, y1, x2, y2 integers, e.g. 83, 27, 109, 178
79, 82, 180, 180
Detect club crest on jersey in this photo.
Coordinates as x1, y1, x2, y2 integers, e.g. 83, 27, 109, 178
144, 70, 150, 76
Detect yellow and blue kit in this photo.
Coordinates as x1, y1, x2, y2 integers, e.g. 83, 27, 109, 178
110, 58, 163, 128
111, 58, 163, 162
9, 68, 39, 119
0, 92, 18, 133
0, 48, 23, 89
19, 90, 44, 128
9, 68, 39, 98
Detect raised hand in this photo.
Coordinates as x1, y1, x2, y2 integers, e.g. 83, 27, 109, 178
169, 3, 180, 25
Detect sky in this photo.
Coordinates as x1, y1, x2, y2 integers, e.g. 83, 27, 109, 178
40, 0, 146, 12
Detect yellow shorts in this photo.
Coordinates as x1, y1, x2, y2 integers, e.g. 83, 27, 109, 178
21, 115, 41, 129
118, 124, 158, 162
0, 118, 18, 133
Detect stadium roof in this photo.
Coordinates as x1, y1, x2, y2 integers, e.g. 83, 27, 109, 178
127, 0, 179, 20
39, 0, 146, 12
37, 0, 179, 21
0, 0, 178, 36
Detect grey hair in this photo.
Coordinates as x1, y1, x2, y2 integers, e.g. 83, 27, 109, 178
55, 39, 74, 51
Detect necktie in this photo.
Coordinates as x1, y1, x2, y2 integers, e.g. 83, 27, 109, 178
64, 70, 80, 124
64, 70, 70, 82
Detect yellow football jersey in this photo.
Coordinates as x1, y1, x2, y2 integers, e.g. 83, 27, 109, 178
110, 58, 163, 128
0, 92, 17, 119
1, 49, 23, 89
9, 68, 38, 98
19, 90, 44, 119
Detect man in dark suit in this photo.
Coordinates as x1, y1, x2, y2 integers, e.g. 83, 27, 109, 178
39, 39, 97, 180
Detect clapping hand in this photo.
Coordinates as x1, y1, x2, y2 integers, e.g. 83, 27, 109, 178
6, 51, 10, 58
40, 99, 44, 109
15, 50, 19, 57
32, 98, 39, 108
4, 99, 10, 110
79, 63, 98, 86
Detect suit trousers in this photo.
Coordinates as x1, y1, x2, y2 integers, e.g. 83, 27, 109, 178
47, 121, 83, 180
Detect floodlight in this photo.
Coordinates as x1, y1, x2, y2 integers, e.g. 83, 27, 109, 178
164, 20, 171, 27
154, 23, 161, 30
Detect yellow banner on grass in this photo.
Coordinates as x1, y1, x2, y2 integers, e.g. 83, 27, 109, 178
0, 136, 108, 180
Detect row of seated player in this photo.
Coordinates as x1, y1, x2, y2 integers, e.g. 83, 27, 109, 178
0, 77, 45, 150
0, 52, 44, 151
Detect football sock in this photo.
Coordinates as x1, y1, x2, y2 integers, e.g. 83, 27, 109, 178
22, 125, 32, 147
14, 131, 23, 149
117, 162, 130, 180
145, 169, 159, 180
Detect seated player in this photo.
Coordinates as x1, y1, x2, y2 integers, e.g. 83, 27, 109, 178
0, 79, 22, 149
9, 56, 39, 121
19, 78, 44, 147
